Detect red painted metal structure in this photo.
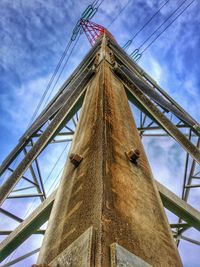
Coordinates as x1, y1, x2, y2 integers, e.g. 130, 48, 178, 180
80, 19, 116, 46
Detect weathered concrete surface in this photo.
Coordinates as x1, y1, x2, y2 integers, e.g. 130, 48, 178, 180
37, 68, 104, 265
37, 41, 182, 266
50, 227, 93, 267
110, 243, 152, 267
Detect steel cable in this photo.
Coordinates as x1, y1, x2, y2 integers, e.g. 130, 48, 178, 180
43, 33, 81, 108
28, 0, 104, 127
136, 0, 188, 51
107, 0, 132, 28
141, 0, 196, 54
27, 39, 73, 126
123, 0, 170, 50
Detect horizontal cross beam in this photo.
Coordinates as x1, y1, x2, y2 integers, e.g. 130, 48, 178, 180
0, 181, 199, 263
0, 191, 56, 262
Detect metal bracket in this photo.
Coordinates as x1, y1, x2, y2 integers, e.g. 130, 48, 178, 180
110, 243, 152, 267
69, 153, 83, 167
126, 149, 140, 164
92, 53, 100, 72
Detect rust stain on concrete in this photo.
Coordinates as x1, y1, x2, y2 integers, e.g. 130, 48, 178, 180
37, 37, 182, 267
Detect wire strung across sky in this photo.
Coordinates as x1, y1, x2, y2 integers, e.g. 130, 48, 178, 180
129, 0, 196, 61
43, 33, 81, 108
5, 1, 106, 263
107, 0, 132, 28
27, 39, 73, 127
123, 0, 170, 50
28, 0, 105, 126
130, 0, 187, 56
141, 0, 196, 54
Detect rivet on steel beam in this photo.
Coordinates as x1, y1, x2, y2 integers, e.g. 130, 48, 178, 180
93, 53, 100, 69
126, 149, 140, 164
109, 51, 116, 66
69, 153, 83, 167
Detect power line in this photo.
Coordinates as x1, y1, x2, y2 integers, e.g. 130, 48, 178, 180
107, 0, 132, 28
136, 0, 188, 51
28, 39, 73, 126
43, 142, 69, 185
43, 33, 81, 108
141, 0, 196, 54
123, 0, 170, 50
28, 0, 105, 127
47, 166, 64, 194
96, 0, 105, 8
129, 0, 195, 61
42, 0, 105, 107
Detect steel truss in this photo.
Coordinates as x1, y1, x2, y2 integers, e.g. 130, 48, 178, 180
0, 36, 199, 266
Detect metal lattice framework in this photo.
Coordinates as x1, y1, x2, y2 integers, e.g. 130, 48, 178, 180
80, 19, 116, 46
0, 34, 200, 266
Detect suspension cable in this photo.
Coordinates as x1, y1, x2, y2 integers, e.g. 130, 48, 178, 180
96, 0, 105, 8
107, 0, 132, 28
123, 0, 170, 50
141, 0, 196, 54
43, 33, 81, 108
136, 0, 188, 51
27, 39, 73, 127
28, 0, 104, 127
42, 0, 105, 107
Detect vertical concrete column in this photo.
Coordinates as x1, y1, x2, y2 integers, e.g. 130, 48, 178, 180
37, 38, 182, 267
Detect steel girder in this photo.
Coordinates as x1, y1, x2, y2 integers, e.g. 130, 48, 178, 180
0, 35, 199, 265
1, 181, 200, 263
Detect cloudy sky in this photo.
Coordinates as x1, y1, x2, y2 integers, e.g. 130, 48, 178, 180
0, 0, 200, 266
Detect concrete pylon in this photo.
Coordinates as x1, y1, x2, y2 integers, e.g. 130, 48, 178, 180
37, 35, 182, 267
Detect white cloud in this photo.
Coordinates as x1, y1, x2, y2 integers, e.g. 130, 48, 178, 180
0, 75, 50, 135
0, 0, 200, 266
141, 53, 163, 84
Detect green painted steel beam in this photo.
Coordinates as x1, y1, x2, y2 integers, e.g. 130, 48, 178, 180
0, 182, 199, 263
157, 181, 200, 231
0, 191, 56, 262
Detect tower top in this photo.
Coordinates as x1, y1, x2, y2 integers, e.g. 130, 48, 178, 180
80, 19, 116, 46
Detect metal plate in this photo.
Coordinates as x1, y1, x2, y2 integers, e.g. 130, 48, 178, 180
110, 243, 152, 267
50, 227, 93, 267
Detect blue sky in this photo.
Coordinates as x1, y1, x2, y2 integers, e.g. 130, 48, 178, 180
0, 0, 200, 266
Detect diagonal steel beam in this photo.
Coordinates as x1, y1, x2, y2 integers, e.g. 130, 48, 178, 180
156, 181, 200, 231
0, 248, 40, 267
108, 40, 199, 131
0, 42, 101, 178
120, 65, 195, 128
0, 208, 23, 223
0, 69, 94, 206
0, 191, 56, 262
114, 66, 200, 165
180, 235, 200, 246
0, 180, 199, 263
0, 142, 28, 177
